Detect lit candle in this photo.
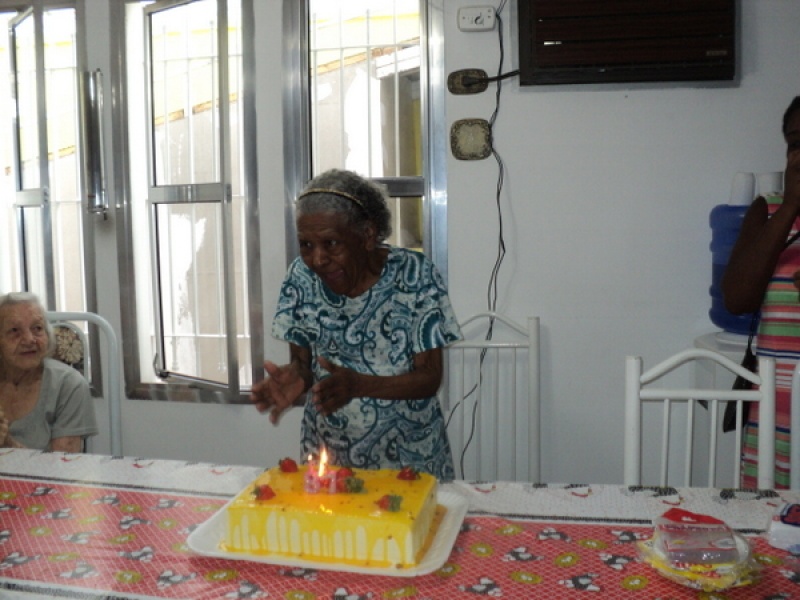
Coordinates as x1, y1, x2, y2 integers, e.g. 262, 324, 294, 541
304, 453, 321, 494
304, 449, 333, 494
318, 448, 329, 477
318, 448, 338, 493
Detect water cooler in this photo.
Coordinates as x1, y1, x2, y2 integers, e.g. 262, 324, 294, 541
702, 170, 782, 355
692, 171, 782, 487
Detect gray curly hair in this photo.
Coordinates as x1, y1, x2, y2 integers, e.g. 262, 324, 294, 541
296, 169, 392, 243
0, 291, 55, 356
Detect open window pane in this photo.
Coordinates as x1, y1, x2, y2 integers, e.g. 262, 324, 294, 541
13, 13, 39, 190
155, 201, 230, 382
44, 8, 84, 310
126, 0, 257, 398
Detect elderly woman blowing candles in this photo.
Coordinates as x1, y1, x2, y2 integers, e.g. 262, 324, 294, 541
0, 292, 97, 451
251, 169, 462, 480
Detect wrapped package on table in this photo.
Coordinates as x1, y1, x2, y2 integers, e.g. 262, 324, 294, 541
638, 508, 761, 592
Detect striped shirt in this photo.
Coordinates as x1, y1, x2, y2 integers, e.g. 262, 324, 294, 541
742, 193, 800, 489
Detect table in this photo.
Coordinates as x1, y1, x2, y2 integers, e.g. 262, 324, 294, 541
2, 448, 800, 599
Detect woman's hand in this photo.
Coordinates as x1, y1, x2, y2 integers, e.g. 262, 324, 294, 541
311, 349, 444, 415
251, 360, 308, 424
311, 356, 359, 415
0, 408, 21, 448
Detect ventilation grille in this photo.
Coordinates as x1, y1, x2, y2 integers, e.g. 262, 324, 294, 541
518, 0, 735, 85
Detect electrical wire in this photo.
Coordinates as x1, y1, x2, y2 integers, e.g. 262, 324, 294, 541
445, 0, 514, 479
462, 69, 519, 87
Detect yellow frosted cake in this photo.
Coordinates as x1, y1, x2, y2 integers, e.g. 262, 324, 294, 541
223, 459, 439, 568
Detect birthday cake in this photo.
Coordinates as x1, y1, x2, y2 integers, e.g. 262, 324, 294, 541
223, 457, 439, 568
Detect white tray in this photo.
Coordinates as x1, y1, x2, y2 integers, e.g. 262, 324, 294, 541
187, 490, 468, 577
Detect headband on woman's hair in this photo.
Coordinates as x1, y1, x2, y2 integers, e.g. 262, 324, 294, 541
297, 188, 364, 209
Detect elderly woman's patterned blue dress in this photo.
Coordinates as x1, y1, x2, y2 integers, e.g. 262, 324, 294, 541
272, 246, 462, 480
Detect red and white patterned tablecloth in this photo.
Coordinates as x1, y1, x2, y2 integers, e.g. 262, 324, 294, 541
3, 449, 800, 599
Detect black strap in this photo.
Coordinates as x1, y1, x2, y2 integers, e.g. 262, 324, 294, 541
745, 311, 758, 352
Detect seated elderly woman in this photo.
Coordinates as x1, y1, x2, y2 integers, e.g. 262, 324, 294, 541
251, 169, 462, 480
0, 292, 97, 451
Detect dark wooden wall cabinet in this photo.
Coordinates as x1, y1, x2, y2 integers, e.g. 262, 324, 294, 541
518, 0, 735, 85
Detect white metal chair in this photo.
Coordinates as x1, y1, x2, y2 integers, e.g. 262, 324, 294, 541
47, 311, 123, 456
442, 312, 540, 482
624, 348, 775, 489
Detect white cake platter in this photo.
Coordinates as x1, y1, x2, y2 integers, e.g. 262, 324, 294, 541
187, 490, 469, 577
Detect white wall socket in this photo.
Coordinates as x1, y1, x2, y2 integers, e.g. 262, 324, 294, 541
458, 6, 495, 32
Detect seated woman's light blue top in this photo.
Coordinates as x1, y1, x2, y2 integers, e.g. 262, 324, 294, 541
272, 246, 462, 480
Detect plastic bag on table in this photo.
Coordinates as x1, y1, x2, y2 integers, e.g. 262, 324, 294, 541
637, 508, 761, 592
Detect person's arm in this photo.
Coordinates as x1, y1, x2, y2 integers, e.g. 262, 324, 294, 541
0, 431, 81, 451
0, 416, 83, 451
721, 197, 795, 314
724, 148, 800, 314
311, 347, 443, 415
251, 343, 313, 424
48, 366, 97, 452
49, 435, 83, 453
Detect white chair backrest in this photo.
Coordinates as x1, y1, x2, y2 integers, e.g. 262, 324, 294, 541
624, 348, 775, 489
47, 311, 122, 456
443, 312, 540, 481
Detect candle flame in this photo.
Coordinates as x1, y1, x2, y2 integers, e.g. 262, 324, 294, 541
318, 448, 328, 477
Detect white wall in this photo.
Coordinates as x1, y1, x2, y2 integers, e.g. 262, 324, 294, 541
85, 1, 800, 481
442, 0, 800, 484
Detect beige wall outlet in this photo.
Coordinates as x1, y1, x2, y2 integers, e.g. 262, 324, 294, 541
450, 118, 491, 160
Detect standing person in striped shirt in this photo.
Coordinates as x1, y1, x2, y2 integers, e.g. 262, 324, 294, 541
723, 96, 800, 488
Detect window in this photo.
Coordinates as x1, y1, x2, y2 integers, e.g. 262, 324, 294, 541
0, 9, 20, 294
283, 0, 448, 273
0, 1, 92, 313
120, 0, 261, 401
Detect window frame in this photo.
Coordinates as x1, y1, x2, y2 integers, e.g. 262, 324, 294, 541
5, 0, 98, 313
143, 0, 240, 393
281, 0, 449, 279
112, 0, 262, 403
0, 0, 109, 394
